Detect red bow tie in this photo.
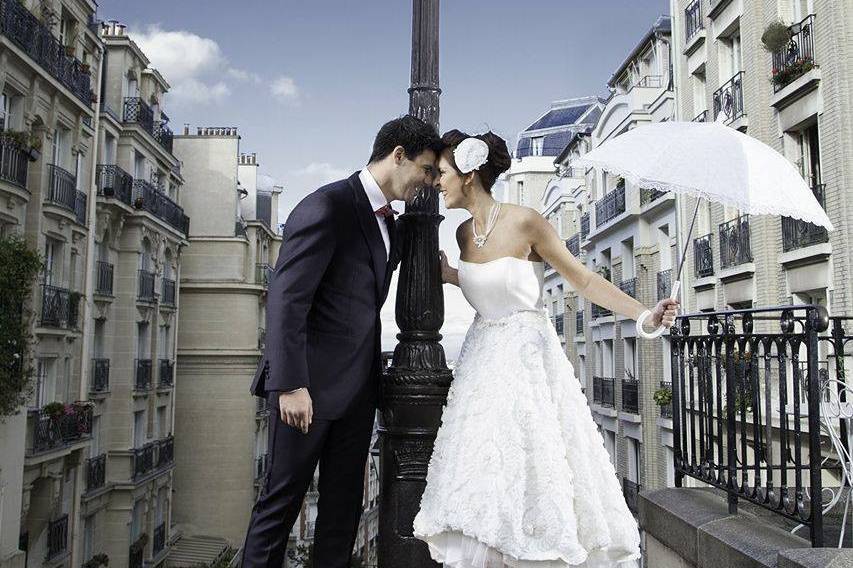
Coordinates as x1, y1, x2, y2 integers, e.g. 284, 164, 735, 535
375, 204, 398, 218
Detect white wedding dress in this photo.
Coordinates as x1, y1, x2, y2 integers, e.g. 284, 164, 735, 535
413, 256, 641, 568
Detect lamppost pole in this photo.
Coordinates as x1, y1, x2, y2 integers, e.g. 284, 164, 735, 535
377, 0, 447, 566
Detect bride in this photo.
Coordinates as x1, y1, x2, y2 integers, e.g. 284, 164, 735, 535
412, 130, 679, 568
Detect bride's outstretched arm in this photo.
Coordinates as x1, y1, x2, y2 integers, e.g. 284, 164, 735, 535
439, 250, 459, 286
525, 210, 678, 331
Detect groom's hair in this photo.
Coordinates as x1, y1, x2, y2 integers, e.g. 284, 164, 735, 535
368, 115, 443, 164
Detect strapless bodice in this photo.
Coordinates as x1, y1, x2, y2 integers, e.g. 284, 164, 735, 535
457, 256, 546, 320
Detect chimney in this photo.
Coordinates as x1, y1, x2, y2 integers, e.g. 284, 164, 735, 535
183, 123, 190, 135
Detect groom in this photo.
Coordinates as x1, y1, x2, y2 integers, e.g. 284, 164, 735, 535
242, 115, 443, 567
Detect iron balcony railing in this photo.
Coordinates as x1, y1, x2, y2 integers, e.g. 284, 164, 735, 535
159, 359, 174, 387
0, 0, 93, 105
256, 454, 270, 480
718, 214, 752, 269
91, 358, 109, 392
640, 187, 666, 206
153, 120, 174, 154
685, 0, 703, 42
657, 269, 672, 301
45, 164, 76, 212
161, 277, 176, 306
659, 380, 673, 418
40, 283, 70, 328
622, 479, 641, 515
576, 310, 584, 336
75, 190, 86, 225
592, 303, 611, 319
669, 306, 851, 546
553, 313, 564, 335
256, 263, 271, 287
595, 184, 626, 228
123, 97, 154, 135
566, 234, 580, 257
46, 514, 68, 560
133, 441, 155, 479
137, 269, 156, 302
693, 233, 714, 278
713, 71, 745, 123
153, 522, 167, 556
28, 402, 93, 455
157, 435, 174, 468
781, 184, 828, 252
134, 359, 152, 391
95, 260, 114, 295
86, 453, 106, 492
622, 378, 639, 413
692, 110, 708, 122
634, 75, 663, 88
772, 14, 816, 92
0, 135, 29, 188
129, 535, 144, 568
593, 376, 616, 408
619, 277, 637, 299
580, 212, 590, 239
96, 164, 134, 205
132, 179, 190, 236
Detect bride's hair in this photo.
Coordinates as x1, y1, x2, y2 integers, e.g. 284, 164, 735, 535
441, 129, 512, 192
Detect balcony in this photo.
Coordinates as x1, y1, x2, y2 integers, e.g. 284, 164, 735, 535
137, 269, 156, 302
640, 187, 666, 206
95, 260, 114, 295
40, 284, 80, 329
622, 479, 640, 515
74, 190, 86, 225
129, 535, 145, 568
718, 214, 752, 269
656, 269, 672, 301
133, 442, 155, 479
132, 179, 190, 236
0, 0, 93, 105
255, 263, 271, 287
658, 381, 672, 418
153, 522, 167, 556
580, 212, 590, 239
46, 514, 68, 561
713, 71, 745, 124
575, 310, 584, 336
591, 303, 611, 319
692, 110, 708, 122
771, 15, 816, 92
45, 164, 77, 213
95, 164, 134, 206
157, 435, 174, 468
618, 277, 637, 299
134, 359, 152, 392
781, 184, 828, 252
0, 135, 29, 188
161, 277, 176, 306
256, 454, 269, 481
684, 0, 703, 43
553, 313, 564, 335
27, 402, 93, 455
592, 376, 615, 408
153, 120, 174, 154
566, 234, 580, 257
158, 359, 174, 388
621, 378, 639, 414
85, 453, 106, 492
91, 358, 109, 392
595, 184, 626, 228
123, 97, 154, 135
693, 233, 714, 278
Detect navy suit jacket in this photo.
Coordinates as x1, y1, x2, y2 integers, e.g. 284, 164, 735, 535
249, 172, 401, 419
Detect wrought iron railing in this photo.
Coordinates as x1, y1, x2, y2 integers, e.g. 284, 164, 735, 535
591, 303, 612, 319
45, 164, 76, 212
622, 378, 639, 413
129, 535, 145, 568
657, 269, 672, 301
576, 310, 584, 336
669, 305, 851, 546
123, 97, 154, 134
40, 283, 70, 328
161, 277, 176, 306
153, 523, 167, 555
640, 187, 666, 206
132, 179, 190, 236
619, 277, 637, 299
95, 260, 113, 295
692, 110, 708, 122
781, 184, 828, 252
134, 359, 152, 391
158, 359, 174, 387
86, 453, 106, 492
685, 0, 703, 42
634, 75, 663, 88
593, 376, 616, 408
718, 214, 752, 269
0, 0, 93, 105
772, 15, 816, 92
157, 435, 174, 467
595, 184, 626, 227
96, 164, 134, 205
554, 313, 564, 335
153, 120, 174, 154
693, 233, 714, 278
256, 263, 271, 286
580, 212, 590, 238
566, 234, 580, 257
75, 190, 86, 225
91, 358, 109, 392
0, 135, 29, 188
133, 441, 155, 479
28, 402, 93, 454
137, 269, 155, 302
256, 454, 269, 480
713, 71, 745, 123
46, 514, 68, 560
622, 479, 641, 514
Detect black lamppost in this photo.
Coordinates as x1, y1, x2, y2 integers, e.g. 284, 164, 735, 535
377, 1, 449, 566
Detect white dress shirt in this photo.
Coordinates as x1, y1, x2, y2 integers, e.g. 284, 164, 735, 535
359, 167, 391, 259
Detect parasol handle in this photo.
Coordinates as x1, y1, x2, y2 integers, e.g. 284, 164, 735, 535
641, 279, 681, 339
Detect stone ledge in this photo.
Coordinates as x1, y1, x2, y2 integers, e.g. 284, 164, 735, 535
778, 549, 853, 568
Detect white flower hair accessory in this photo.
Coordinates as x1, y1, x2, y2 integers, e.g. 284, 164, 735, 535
453, 137, 489, 174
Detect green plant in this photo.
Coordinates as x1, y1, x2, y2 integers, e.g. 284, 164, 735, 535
653, 387, 673, 406
42, 401, 65, 418
0, 235, 43, 419
761, 20, 792, 52
82, 553, 109, 568
771, 58, 815, 88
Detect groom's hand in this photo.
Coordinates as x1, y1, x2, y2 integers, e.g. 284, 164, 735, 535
279, 389, 313, 433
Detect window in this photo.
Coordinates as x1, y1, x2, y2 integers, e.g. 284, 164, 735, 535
0, 93, 9, 129
791, 0, 814, 22
621, 239, 634, 280
133, 410, 146, 448
517, 181, 525, 206
156, 406, 166, 439
36, 358, 53, 407
83, 515, 96, 561
627, 438, 640, 483
657, 226, 671, 271
44, 239, 58, 285
531, 137, 544, 156
131, 500, 144, 541
52, 128, 67, 168
692, 73, 706, 116
624, 338, 636, 379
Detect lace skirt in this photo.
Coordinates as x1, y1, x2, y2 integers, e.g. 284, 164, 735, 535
413, 309, 641, 568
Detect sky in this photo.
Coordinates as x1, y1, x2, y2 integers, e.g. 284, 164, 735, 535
97, 0, 670, 360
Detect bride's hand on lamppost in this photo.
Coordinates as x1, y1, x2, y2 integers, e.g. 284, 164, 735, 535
651, 298, 680, 329
438, 250, 457, 285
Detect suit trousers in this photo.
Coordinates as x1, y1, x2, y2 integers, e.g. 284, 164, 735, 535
240, 394, 376, 567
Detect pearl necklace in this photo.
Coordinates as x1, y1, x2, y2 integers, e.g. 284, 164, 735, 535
472, 201, 502, 248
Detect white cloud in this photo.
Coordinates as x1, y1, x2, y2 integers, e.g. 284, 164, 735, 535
227, 67, 262, 84
270, 76, 299, 103
168, 78, 231, 105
